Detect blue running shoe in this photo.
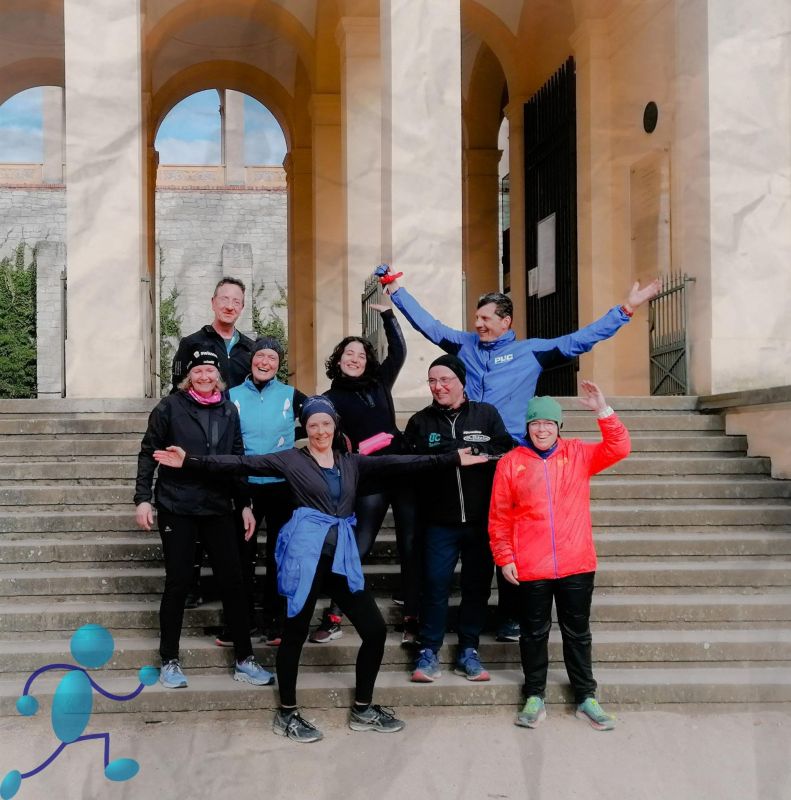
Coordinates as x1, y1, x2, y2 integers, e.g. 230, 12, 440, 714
454, 648, 491, 681
234, 655, 275, 686
576, 697, 616, 731
159, 659, 188, 689
411, 648, 441, 682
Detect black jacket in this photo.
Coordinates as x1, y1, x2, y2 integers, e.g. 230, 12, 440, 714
171, 325, 257, 392
186, 447, 460, 517
135, 391, 249, 515
404, 400, 512, 526
324, 310, 406, 455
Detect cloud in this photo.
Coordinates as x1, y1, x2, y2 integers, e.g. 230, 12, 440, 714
156, 137, 220, 165
0, 126, 43, 163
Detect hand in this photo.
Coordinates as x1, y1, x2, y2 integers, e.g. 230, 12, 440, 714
501, 562, 519, 586
369, 303, 390, 313
135, 502, 154, 531
383, 265, 401, 293
153, 445, 186, 468
578, 380, 608, 414
457, 447, 489, 466
623, 278, 661, 313
242, 507, 257, 541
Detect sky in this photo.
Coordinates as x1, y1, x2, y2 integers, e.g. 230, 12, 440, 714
0, 87, 287, 165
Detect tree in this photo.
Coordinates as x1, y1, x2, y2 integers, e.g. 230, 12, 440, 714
0, 243, 37, 399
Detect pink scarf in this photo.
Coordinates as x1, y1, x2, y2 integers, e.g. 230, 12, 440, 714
188, 387, 223, 405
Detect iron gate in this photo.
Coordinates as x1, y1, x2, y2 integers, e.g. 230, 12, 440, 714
649, 272, 694, 395
524, 56, 578, 396
361, 274, 386, 362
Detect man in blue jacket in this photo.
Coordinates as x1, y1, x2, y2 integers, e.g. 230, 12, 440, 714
383, 271, 660, 440
383, 269, 659, 639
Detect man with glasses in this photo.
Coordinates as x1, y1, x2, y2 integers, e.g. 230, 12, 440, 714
170, 277, 257, 612
171, 277, 257, 393
404, 354, 512, 683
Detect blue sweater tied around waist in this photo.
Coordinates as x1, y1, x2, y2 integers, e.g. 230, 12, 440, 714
274, 506, 362, 617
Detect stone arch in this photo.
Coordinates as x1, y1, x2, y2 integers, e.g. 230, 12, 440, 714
146, 0, 316, 87
0, 59, 64, 106
150, 61, 298, 152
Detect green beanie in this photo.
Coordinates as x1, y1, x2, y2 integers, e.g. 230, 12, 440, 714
526, 395, 563, 426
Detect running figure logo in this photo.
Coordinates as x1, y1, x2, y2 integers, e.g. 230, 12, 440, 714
0, 624, 159, 799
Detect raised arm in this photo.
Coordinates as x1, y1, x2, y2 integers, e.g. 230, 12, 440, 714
531, 279, 661, 367
389, 286, 471, 353
577, 380, 631, 474
370, 306, 407, 389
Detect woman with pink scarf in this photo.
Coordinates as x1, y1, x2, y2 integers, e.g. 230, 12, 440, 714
134, 350, 272, 690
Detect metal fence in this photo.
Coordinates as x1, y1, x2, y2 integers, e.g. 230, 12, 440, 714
361, 274, 387, 362
648, 272, 694, 395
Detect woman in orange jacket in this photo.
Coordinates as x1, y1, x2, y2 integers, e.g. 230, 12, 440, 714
488, 380, 630, 731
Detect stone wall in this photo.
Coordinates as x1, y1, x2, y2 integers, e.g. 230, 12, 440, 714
0, 185, 288, 396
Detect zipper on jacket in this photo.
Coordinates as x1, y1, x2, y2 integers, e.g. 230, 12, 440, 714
542, 459, 559, 578
450, 414, 466, 523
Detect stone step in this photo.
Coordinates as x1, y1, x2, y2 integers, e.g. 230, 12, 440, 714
4, 502, 791, 534
3, 475, 790, 508
2, 628, 790, 675
1, 529, 790, 566
0, 664, 788, 717
0, 412, 727, 437
0, 440, 139, 457
1, 559, 790, 597
0, 455, 773, 484
2, 592, 791, 634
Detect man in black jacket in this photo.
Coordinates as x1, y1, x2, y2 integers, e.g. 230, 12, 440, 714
170, 277, 257, 392
404, 354, 512, 683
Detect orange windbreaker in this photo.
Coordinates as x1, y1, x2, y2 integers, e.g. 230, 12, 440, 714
488, 414, 630, 581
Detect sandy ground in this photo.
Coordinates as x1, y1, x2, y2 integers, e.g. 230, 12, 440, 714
1, 704, 790, 800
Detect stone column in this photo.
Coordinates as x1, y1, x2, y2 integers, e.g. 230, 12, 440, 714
310, 93, 344, 390
503, 99, 527, 337
463, 147, 502, 326
223, 90, 245, 186
284, 147, 316, 392
35, 241, 66, 397
41, 87, 64, 185
703, 0, 791, 393
381, 0, 463, 397
570, 19, 619, 389
336, 17, 382, 336
63, 0, 146, 397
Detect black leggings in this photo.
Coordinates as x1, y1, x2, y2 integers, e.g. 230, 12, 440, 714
277, 553, 387, 707
157, 509, 252, 662
330, 485, 420, 618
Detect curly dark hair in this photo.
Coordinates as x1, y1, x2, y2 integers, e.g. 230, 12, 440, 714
325, 336, 380, 380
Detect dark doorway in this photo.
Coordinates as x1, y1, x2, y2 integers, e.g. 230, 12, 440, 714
524, 57, 578, 396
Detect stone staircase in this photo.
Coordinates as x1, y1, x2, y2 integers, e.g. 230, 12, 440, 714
0, 396, 790, 715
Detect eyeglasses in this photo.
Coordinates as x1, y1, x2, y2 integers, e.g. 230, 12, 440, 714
214, 295, 243, 308
527, 420, 558, 429
427, 377, 458, 387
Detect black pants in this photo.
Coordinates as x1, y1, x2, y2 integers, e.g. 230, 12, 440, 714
496, 568, 521, 623
277, 553, 387, 707
329, 485, 420, 619
419, 523, 493, 652
158, 509, 253, 663
247, 482, 295, 628
517, 571, 597, 704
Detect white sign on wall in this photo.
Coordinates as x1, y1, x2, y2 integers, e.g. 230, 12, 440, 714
537, 212, 556, 298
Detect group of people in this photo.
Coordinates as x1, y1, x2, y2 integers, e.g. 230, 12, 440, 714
135, 268, 659, 742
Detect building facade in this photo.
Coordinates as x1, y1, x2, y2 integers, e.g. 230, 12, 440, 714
0, 0, 789, 399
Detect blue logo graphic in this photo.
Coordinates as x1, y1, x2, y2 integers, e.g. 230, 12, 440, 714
428, 433, 442, 446
0, 624, 158, 799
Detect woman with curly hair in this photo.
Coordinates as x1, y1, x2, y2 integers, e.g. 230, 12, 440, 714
310, 303, 421, 644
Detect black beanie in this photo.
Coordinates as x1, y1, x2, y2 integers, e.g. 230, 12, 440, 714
429, 354, 467, 386
300, 395, 340, 427
253, 336, 284, 364
185, 349, 221, 373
